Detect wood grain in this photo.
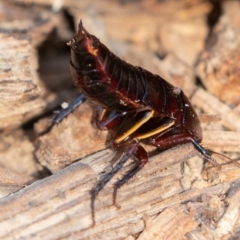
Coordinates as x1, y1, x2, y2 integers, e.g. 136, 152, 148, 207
1, 144, 239, 239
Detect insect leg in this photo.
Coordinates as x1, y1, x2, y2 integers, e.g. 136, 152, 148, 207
112, 144, 148, 207
112, 119, 175, 206
90, 110, 173, 225
53, 94, 86, 124
96, 106, 127, 131
90, 141, 138, 226
39, 94, 86, 135
191, 138, 221, 169
151, 129, 221, 169
114, 110, 154, 143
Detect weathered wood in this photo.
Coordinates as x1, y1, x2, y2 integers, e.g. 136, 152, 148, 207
137, 207, 198, 240
196, 1, 240, 106
202, 130, 240, 152
0, 144, 239, 239
35, 101, 109, 172
0, 129, 44, 187
0, 31, 43, 130
191, 88, 240, 131
0, 167, 33, 198
0, 1, 57, 130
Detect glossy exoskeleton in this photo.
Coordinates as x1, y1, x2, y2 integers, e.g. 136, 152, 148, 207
49, 21, 222, 226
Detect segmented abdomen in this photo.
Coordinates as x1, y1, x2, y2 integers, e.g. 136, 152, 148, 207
69, 25, 202, 140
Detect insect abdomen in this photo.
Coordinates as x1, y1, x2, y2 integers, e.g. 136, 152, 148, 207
69, 23, 202, 142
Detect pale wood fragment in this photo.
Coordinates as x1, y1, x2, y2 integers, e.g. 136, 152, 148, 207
191, 88, 240, 131
67, 0, 211, 95
138, 207, 198, 240
0, 1, 61, 130
187, 181, 240, 239
196, 1, 240, 105
0, 167, 33, 198
35, 101, 108, 172
216, 186, 240, 237
0, 1, 56, 46
0, 129, 44, 181
202, 130, 240, 152
198, 114, 221, 123
0, 32, 44, 130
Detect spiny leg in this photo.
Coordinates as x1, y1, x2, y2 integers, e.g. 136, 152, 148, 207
91, 111, 174, 226
114, 110, 155, 143
39, 94, 86, 135
96, 106, 127, 131
113, 144, 148, 207
90, 142, 138, 227
191, 138, 221, 169
150, 129, 222, 169
112, 119, 175, 207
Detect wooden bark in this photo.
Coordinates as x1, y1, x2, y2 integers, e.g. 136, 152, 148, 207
0, 0, 240, 239
0, 31, 43, 130
196, 1, 240, 105
0, 1, 57, 130
0, 144, 240, 239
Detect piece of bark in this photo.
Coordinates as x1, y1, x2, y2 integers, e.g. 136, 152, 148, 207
196, 1, 240, 106
202, 130, 240, 152
198, 113, 221, 123
138, 207, 198, 240
0, 2, 58, 130
0, 129, 44, 178
0, 31, 44, 130
0, 167, 34, 198
191, 88, 240, 131
215, 185, 240, 237
189, 182, 240, 239
0, 145, 240, 239
0, 143, 239, 239
0, 1, 56, 46
35, 101, 108, 172
156, 1, 211, 66
183, 181, 240, 239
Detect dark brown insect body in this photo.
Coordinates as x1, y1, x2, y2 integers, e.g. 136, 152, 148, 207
64, 21, 220, 226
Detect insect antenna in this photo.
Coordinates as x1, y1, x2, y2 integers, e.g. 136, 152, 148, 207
90, 143, 138, 227
206, 149, 240, 167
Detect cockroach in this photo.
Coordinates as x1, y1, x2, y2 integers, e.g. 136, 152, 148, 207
44, 21, 232, 226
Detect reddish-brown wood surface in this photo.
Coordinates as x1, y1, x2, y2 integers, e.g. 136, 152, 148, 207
0, 0, 240, 239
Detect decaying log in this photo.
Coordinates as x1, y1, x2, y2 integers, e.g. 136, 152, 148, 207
0, 144, 239, 239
